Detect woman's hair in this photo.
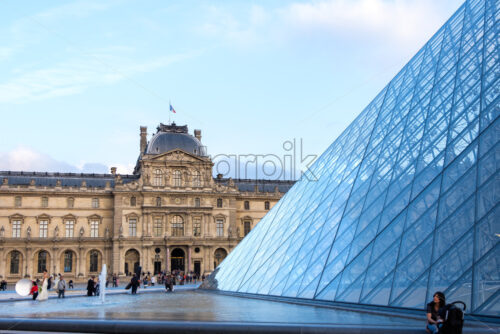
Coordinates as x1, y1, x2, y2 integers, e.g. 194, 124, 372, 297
434, 291, 446, 307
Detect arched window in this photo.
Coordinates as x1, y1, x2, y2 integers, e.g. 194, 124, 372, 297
64, 251, 73, 272
89, 250, 99, 272
194, 198, 201, 207
192, 170, 201, 187
130, 196, 136, 206
154, 218, 163, 237
216, 219, 224, 237
37, 251, 48, 273
172, 170, 182, 187
67, 197, 74, 208
244, 221, 251, 236
171, 215, 184, 237
10, 251, 20, 274
156, 197, 162, 207
214, 248, 228, 268
265, 201, 270, 210
244, 201, 250, 210
217, 198, 223, 208
153, 169, 162, 186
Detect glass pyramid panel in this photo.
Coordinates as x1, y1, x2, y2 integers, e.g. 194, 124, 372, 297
203, 0, 500, 317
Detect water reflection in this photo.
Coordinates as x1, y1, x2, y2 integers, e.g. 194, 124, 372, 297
1, 290, 422, 326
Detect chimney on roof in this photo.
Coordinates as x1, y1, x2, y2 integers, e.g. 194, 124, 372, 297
140, 126, 148, 156
194, 129, 202, 142
110, 167, 117, 175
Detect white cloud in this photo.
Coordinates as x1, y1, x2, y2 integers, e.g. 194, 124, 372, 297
0, 51, 197, 103
0, 146, 137, 174
0, 146, 107, 173
281, 0, 461, 47
196, 0, 461, 51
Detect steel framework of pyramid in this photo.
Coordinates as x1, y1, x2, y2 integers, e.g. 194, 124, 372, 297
203, 0, 499, 317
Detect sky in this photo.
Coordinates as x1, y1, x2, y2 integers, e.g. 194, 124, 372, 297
0, 0, 463, 179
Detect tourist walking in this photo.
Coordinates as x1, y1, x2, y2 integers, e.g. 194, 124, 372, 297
165, 275, 174, 292
87, 276, 96, 296
112, 274, 117, 287
151, 275, 156, 286
57, 276, 66, 298
38, 270, 49, 301
130, 273, 140, 294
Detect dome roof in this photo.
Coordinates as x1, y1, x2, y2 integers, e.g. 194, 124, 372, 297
146, 124, 206, 156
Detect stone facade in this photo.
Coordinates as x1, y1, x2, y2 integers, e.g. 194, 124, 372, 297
0, 124, 294, 282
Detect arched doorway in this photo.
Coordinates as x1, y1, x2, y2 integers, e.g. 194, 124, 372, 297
125, 249, 140, 276
171, 248, 185, 272
214, 248, 228, 269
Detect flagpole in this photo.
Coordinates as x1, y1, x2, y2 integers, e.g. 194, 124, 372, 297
169, 100, 171, 124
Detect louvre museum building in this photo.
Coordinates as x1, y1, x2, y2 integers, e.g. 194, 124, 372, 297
0, 123, 294, 282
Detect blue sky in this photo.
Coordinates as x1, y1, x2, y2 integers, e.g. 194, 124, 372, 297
0, 0, 462, 178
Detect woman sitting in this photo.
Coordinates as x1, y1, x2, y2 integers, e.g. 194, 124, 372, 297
426, 291, 446, 334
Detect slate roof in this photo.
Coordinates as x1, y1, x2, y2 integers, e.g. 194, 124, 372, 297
0, 171, 138, 188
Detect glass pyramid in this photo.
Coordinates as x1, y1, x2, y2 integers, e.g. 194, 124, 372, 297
203, 0, 499, 317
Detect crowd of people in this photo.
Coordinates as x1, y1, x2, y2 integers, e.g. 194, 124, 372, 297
123, 270, 205, 294
9, 269, 205, 301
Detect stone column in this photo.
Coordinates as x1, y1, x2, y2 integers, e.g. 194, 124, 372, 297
25, 247, 31, 278
0, 247, 4, 279
145, 246, 150, 273
52, 247, 59, 274
188, 247, 191, 273
78, 246, 85, 277
147, 214, 152, 237
166, 247, 170, 273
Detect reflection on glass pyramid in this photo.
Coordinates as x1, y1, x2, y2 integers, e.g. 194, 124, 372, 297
203, 0, 499, 317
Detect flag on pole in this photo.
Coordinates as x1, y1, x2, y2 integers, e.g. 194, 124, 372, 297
170, 103, 176, 113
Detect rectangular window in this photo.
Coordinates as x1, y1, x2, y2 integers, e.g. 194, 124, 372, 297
195, 198, 201, 207
67, 197, 74, 208
12, 220, 21, 238
39, 220, 48, 238
217, 198, 223, 208
265, 201, 270, 210
92, 198, 100, 208
216, 219, 224, 237
173, 170, 182, 187
10, 252, 20, 274
64, 252, 73, 272
244, 221, 251, 236
41, 197, 48, 208
129, 219, 137, 237
153, 169, 162, 186
90, 220, 99, 238
193, 218, 201, 237
14, 196, 21, 208
193, 171, 201, 187
65, 221, 74, 238
154, 218, 163, 237
244, 201, 250, 210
